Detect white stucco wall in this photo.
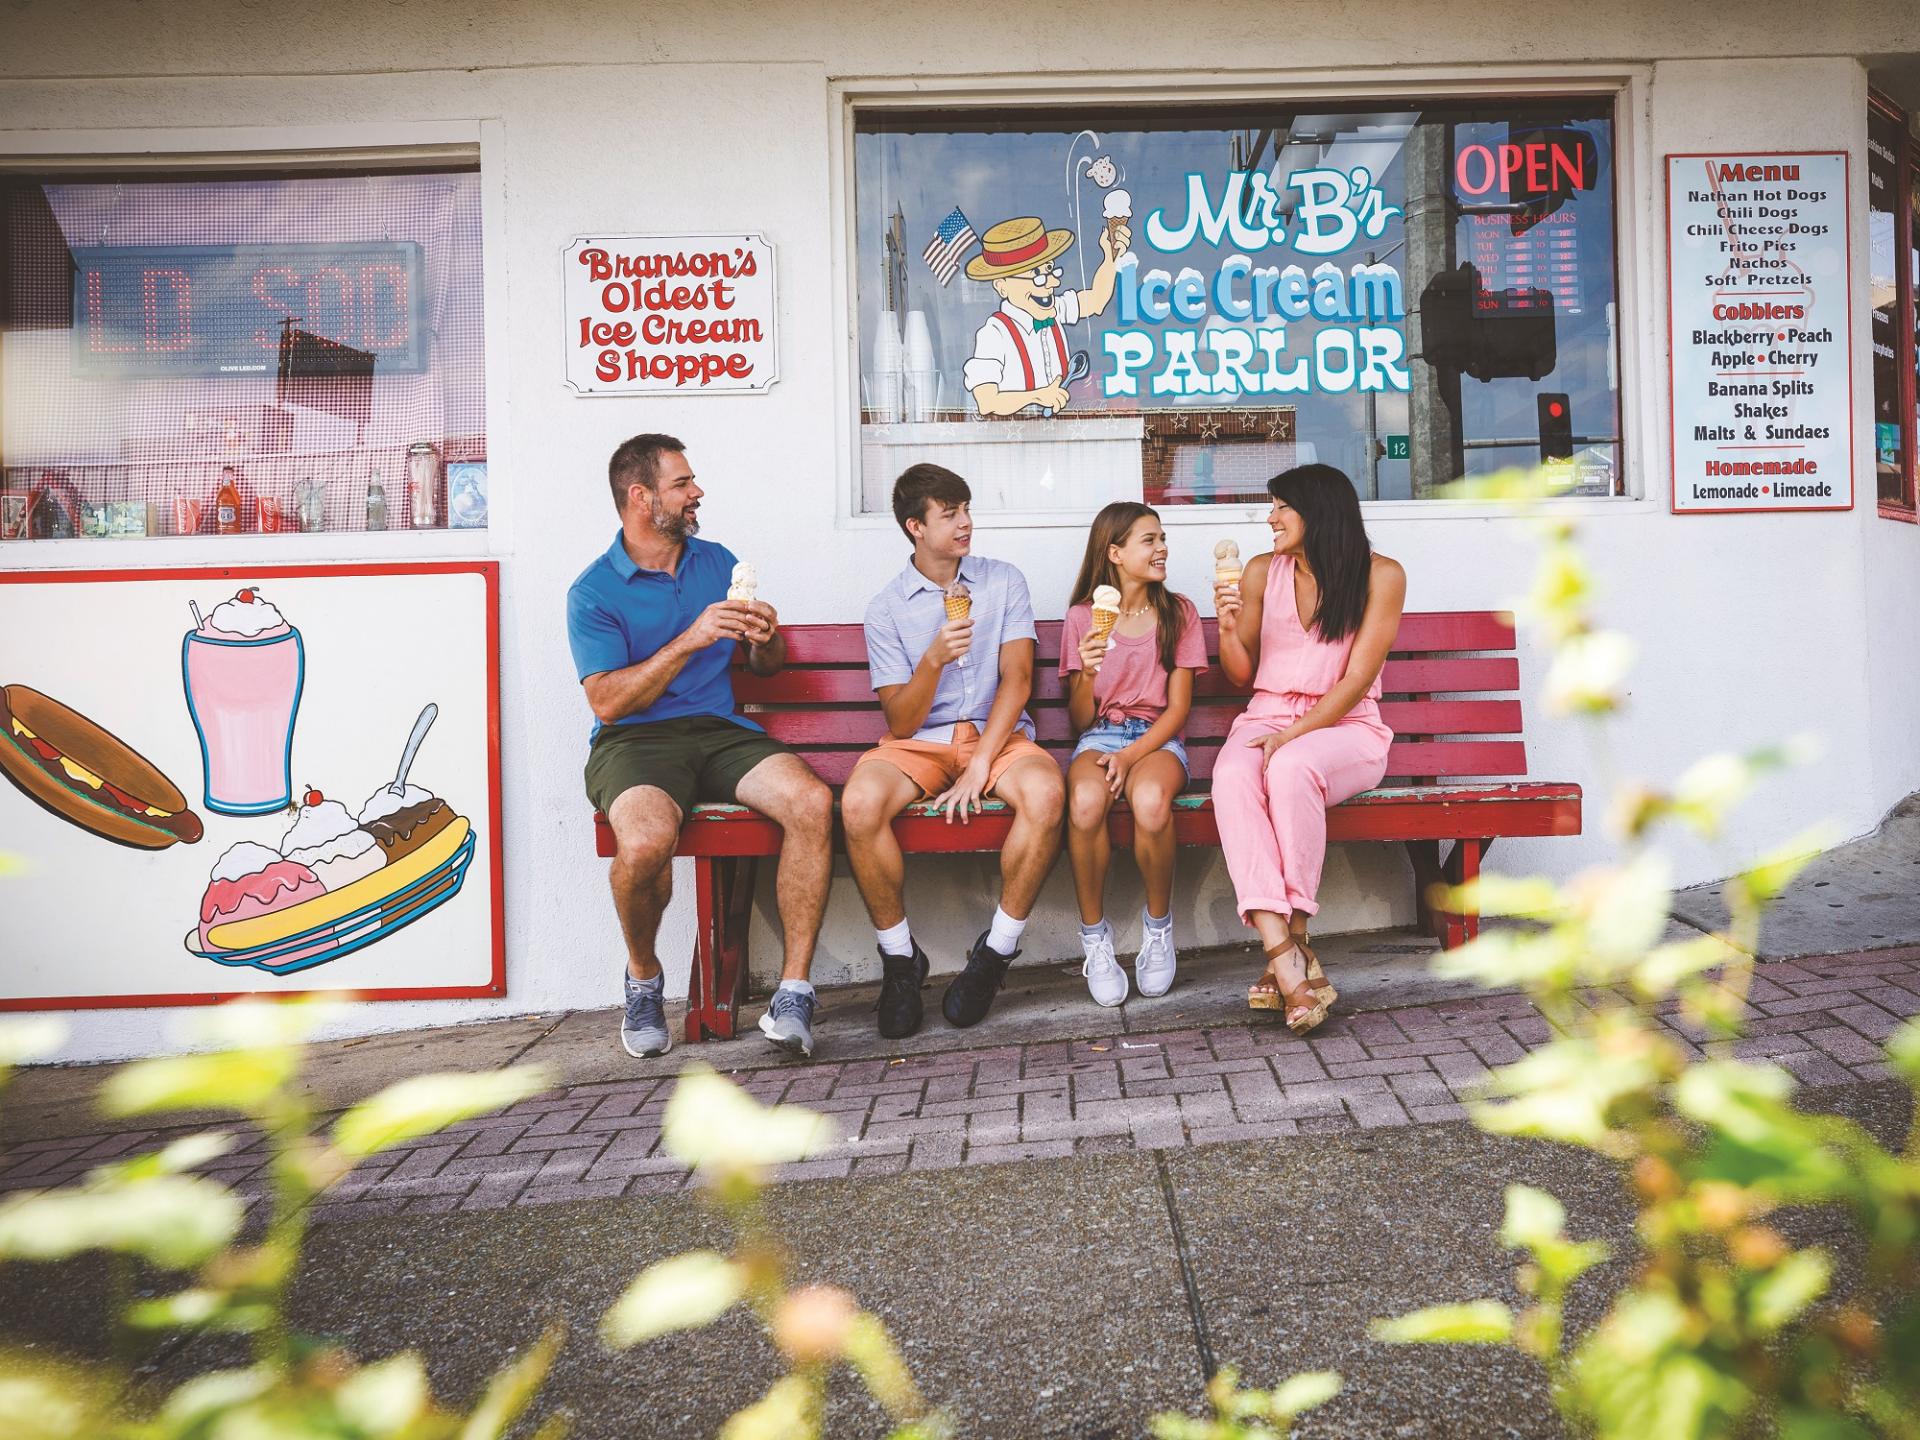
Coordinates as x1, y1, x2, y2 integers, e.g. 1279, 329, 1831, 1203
2, 1, 1917, 1059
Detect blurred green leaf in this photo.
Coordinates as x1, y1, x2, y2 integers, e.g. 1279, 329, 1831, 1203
661, 1066, 835, 1174
1267, 1371, 1342, 1418
1668, 753, 1755, 838
94, 1132, 233, 1184
336, 1351, 432, 1436
190, 995, 346, 1050
1730, 827, 1837, 911
0, 1018, 66, 1072
124, 1287, 271, 1334
0, 1174, 241, 1269
1443, 874, 1564, 921
1372, 1301, 1513, 1344
0, 1352, 110, 1440
1633, 934, 1743, 999
157, 1366, 277, 1427
718, 1375, 815, 1440
459, 1326, 564, 1440
332, 1065, 552, 1159
1500, 1185, 1566, 1250
100, 1047, 298, 1119
1431, 927, 1580, 991
1543, 630, 1635, 716
1885, 1018, 1920, 1084
1748, 1250, 1831, 1335
846, 1312, 924, 1419
1441, 465, 1569, 505
1566, 854, 1672, 967
1475, 1035, 1657, 1149
600, 1251, 745, 1349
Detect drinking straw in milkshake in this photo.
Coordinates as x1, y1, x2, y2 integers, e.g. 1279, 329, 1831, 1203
182, 588, 305, 816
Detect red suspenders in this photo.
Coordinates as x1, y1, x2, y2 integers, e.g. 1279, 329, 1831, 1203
989, 310, 1068, 392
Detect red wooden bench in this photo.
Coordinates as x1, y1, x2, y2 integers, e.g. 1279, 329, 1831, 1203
594, 611, 1582, 1041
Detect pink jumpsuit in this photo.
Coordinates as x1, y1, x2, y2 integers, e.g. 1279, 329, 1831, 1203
1213, 553, 1394, 923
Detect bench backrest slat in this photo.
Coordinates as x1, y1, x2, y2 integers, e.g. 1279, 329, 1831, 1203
725, 609, 1525, 791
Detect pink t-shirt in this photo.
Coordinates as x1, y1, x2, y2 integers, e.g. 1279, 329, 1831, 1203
1059, 597, 1208, 726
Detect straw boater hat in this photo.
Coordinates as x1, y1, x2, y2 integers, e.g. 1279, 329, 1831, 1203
965, 217, 1075, 281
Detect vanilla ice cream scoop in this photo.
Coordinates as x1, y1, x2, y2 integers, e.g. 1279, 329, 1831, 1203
204, 588, 288, 638
1091, 584, 1122, 611
1213, 538, 1243, 585
727, 560, 758, 604
1213, 539, 1240, 564
1102, 189, 1132, 221
1088, 585, 1123, 645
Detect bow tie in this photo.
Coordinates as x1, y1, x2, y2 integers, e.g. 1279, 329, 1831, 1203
1030, 317, 1055, 331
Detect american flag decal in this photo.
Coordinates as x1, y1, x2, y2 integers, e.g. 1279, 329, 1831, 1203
922, 207, 978, 287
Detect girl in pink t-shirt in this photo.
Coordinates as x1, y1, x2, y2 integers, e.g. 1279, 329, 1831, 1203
1061, 502, 1208, 1007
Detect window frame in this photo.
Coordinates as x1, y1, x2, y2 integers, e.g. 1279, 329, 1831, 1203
0, 120, 511, 567
828, 66, 1658, 531
1872, 91, 1920, 522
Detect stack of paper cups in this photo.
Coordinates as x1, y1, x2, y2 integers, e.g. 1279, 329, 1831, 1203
869, 312, 905, 422
903, 311, 938, 423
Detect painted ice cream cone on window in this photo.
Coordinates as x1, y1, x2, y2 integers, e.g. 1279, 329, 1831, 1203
1102, 188, 1133, 250
1214, 538, 1243, 590
1089, 584, 1122, 648
727, 560, 758, 604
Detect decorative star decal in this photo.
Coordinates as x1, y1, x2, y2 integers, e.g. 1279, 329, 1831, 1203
1199, 417, 1223, 442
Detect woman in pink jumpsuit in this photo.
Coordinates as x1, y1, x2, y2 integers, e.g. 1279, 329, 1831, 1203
1212, 464, 1405, 1034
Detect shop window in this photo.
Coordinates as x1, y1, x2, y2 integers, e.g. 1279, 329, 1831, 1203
0, 163, 487, 542
851, 99, 1622, 516
1869, 94, 1918, 516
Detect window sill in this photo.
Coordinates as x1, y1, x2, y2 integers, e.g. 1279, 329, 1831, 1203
1877, 502, 1919, 525
0, 526, 494, 572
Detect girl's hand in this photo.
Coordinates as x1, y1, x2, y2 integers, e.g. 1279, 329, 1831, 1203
1077, 627, 1111, 675
1246, 731, 1292, 766
1097, 746, 1138, 797
1213, 578, 1243, 625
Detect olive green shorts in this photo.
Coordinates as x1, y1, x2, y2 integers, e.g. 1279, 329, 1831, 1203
584, 716, 791, 818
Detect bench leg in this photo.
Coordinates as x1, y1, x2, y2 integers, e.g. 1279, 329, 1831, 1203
1438, 838, 1489, 948
1405, 840, 1444, 940
688, 856, 757, 1043
1406, 838, 1492, 949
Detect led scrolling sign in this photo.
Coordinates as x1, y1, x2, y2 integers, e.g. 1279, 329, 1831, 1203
70, 242, 430, 378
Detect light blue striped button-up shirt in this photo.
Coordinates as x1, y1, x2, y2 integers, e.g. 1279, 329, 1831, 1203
864, 554, 1039, 743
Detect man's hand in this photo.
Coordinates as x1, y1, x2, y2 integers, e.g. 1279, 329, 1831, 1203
925, 614, 974, 668
742, 600, 778, 648
1077, 626, 1112, 676
1099, 221, 1133, 263
1033, 381, 1071, 413
1097, 746, 1138, 797
679, 599, 755, 653
1213, 577, 1244, 625
930, 756, 991, 824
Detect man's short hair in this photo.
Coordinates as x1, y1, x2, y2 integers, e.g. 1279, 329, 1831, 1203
891, 463, 971, 541
608, 433, 685, 512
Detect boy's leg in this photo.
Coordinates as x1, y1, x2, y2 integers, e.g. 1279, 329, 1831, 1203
840, 759, 924, 927
990, 753, 1066, 922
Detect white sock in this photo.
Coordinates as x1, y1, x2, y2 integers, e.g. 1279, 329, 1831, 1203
1143, 907, 1172, 934
1080, 918, 1112, 943
987, 906, 1028, 955
776, 978, 815, 996
876, 919, 914, 957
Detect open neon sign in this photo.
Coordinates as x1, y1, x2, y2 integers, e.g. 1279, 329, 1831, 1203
71, 242, 428, 377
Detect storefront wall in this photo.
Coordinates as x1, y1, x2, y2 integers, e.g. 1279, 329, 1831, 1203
2, 2, 1915, 1059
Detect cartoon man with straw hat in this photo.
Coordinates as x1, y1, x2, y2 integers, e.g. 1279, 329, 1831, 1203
962, 212, 1131, 417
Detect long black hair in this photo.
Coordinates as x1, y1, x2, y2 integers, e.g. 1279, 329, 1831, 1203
1067, 502, 1192, 675
1268, 464, 1372, 643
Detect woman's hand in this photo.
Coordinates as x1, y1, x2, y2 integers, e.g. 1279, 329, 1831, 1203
1245, 730, 1293, 767
1213, 578, 1243, 626
1097, 745, 1139, 797
1077, 626, 1112, 675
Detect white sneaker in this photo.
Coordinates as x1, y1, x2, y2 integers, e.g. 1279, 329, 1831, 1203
1081, 926, 1129, 1007
1136, 919, 1177, 997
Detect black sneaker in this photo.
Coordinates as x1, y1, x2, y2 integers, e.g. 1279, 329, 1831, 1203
875, 943, 929, 1039
942, 931, 1016, 1029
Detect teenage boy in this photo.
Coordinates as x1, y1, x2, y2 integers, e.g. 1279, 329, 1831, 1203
842, 463, 1066, 1037
568, 434, 834, 1059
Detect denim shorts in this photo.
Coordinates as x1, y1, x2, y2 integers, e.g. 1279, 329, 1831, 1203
1070, 716, 1190, 775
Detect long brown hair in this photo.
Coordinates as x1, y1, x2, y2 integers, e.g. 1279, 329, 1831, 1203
1268, 464, 1372, 642
1066, 502, 1192, 675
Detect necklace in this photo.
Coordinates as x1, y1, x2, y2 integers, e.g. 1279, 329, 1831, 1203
1120, 602, 1153, 618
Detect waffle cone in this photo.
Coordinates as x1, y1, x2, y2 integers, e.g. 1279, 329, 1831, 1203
1214, 565, 1242, 586
1088, 608, 1118, 641
944, 595, 971, 622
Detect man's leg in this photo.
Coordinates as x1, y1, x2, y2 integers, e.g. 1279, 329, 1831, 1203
732, 752, 834, 982
840, 760, 922, 929
606, 783, 684, 981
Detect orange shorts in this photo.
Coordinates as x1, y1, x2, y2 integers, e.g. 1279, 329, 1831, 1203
851, 723, 1053, 798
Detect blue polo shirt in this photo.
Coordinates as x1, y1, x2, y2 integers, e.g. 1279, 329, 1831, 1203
566, 531, 761, 738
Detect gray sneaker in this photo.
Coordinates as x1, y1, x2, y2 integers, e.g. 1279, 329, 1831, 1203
621, 972, 671, 1058
758, 986, 817, 1058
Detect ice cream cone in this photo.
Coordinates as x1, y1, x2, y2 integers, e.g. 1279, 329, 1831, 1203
944, 582, 971, 623
1089, 583, 1121, 644
1213, 539, 1243, 590
728, 561, 758, 605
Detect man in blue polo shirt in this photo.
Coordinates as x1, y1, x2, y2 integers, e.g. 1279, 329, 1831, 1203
568, 434, 833, 1060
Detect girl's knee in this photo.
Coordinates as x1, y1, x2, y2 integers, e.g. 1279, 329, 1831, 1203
1068, 779, 1111, 832
1130, 783, 1174, 830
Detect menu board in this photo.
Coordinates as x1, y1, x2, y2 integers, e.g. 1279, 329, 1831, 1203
1468, 210, 1585, 315
1667, 152, 1852, 513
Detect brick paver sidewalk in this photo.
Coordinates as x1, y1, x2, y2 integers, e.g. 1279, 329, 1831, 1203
5, 949, 1916, 1223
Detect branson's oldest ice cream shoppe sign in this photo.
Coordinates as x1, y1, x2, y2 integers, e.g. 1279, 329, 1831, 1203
563, 233, 778, 395
1667, 153, 1852, 513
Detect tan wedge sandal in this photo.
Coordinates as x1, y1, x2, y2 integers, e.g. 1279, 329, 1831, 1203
1248, 939, 1332, 1034
1296, 932, 1338, 1008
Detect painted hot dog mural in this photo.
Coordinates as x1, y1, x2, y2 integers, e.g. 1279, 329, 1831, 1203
186, 702, 478, 975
